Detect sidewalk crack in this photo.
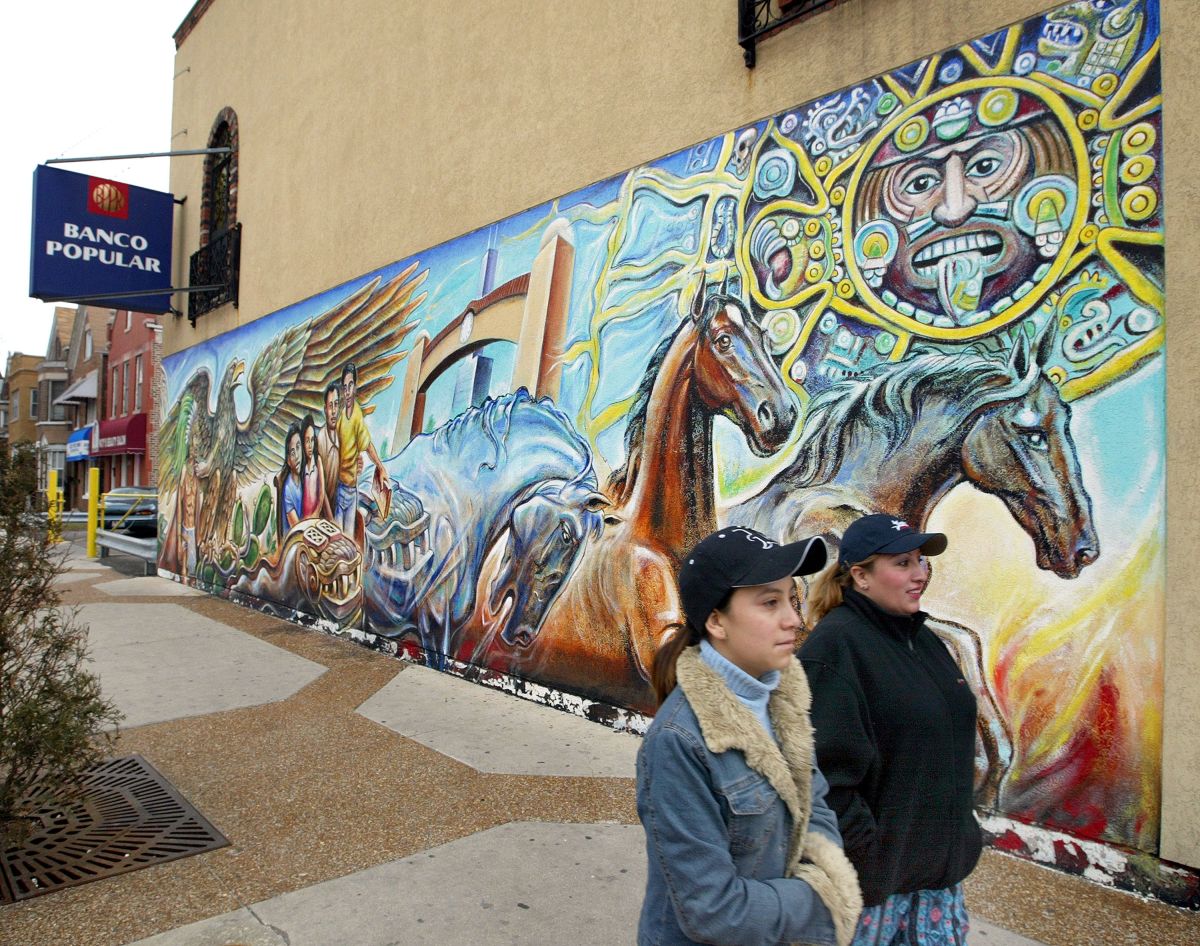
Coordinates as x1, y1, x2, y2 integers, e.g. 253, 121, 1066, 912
246, 905, 292, 945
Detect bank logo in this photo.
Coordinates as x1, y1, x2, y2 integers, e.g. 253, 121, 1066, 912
88, 178, 129, 219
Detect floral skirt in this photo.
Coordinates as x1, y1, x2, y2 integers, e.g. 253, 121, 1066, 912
850, 884, 969, 946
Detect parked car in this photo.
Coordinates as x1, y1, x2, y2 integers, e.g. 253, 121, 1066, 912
101, 487, 158, 537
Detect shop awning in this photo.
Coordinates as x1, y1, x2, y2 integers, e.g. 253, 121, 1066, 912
66, 425, 94, 461
55, 370, 98, 405
95, 413, 147, 456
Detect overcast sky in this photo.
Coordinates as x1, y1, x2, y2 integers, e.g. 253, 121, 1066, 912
2, 1, 198, 369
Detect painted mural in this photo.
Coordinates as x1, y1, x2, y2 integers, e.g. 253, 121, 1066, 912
160, 0, 1168, 885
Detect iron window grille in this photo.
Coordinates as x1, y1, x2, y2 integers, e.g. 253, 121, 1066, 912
187, 222, 241, 325
738, 0, 845, 67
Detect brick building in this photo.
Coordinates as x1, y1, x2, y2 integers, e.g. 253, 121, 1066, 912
97, 309, 162, 489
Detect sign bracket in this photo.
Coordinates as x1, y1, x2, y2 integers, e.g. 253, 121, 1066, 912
44, 147, 231, 165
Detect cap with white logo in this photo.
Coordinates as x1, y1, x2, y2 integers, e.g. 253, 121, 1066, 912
837, 513, 948, 566
678, 527, 827, 632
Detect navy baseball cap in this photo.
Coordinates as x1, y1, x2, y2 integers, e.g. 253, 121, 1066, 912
838, 514, 947, 566
679, 527, 827, 631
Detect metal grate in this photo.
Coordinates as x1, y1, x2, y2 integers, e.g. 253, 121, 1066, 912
187, 222, 242, 324
0, 754, 228, 902
737, 0, 846, 67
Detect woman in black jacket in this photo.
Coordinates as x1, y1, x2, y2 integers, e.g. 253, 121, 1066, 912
799, 513, 981, 945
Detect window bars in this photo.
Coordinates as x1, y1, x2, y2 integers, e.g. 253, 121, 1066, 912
738, 0, 844, 67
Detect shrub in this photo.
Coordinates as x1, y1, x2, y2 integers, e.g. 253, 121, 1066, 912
0, 444, 123, 844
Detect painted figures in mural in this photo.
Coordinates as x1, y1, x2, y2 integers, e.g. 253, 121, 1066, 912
174, 421, 200, 581
159, 265, 428, 624
335, 362, 387, 537
158, 0, 1164, 875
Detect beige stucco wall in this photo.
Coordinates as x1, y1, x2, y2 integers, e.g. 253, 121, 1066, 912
167, 0, 1082, 353
166, 0, 1198, 869
1158, 0, 1199, 870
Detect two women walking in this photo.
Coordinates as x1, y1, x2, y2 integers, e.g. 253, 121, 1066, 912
637, 514, 980, 946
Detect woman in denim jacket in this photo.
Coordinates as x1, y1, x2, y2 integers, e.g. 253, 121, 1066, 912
637, 527, 863, 946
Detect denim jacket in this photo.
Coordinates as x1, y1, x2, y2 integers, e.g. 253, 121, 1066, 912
637, 647, 863, 946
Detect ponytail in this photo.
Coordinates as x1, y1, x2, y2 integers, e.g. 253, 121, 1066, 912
805, 554, 879, 627
652, 590, 732, 705
651, 622, 695, 706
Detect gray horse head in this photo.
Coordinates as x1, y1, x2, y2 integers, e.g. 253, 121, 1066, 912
490, 478, 610, 647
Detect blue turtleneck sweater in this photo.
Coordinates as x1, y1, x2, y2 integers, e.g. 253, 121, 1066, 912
700, 640, 781, 742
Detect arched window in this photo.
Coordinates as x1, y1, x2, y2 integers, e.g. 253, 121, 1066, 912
201, 108, 239, 247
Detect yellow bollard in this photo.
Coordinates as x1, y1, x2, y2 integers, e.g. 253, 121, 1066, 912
87, 466, 100, 558
47, 469, 63, 543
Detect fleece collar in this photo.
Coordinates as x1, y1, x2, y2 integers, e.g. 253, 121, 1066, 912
675, 646, 864, 946
675, 645, 814, 837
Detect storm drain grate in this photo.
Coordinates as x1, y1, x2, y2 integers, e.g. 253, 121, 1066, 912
1, 754, 228, 902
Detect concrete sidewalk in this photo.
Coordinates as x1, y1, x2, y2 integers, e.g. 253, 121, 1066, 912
3, 541, 1196, 945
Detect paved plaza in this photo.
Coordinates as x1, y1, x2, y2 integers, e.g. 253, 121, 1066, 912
1, 540, 1195, 945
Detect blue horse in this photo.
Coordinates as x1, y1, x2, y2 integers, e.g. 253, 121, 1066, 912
363, 387, 610, 667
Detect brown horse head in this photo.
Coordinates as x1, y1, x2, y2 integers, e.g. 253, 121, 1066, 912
962, 326, 1099, 578
688, 286, 797, 456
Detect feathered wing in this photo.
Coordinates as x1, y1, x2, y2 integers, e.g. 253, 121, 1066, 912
232, 320, 310, 479
158, 370, 212, 491
301, 261, 428, 415
233, 262, 428, 484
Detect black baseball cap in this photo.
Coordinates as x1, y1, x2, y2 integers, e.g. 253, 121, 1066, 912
837, 513, 947, 566
679, 527, 827, 631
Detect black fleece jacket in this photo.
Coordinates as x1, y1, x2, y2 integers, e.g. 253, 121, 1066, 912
799, 589, 982, 906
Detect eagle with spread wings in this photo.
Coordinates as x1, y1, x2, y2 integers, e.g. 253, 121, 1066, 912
159, 262, 428, 563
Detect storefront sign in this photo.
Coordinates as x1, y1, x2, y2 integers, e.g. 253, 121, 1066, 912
29, 165, 173, 313
66, 425, 94, 461
95, 413, 147, 456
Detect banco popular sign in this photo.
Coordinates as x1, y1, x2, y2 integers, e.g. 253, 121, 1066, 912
29, 165, 173, 313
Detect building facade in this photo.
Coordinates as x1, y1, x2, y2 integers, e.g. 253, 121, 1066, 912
3, 353, 41, 448
0, 371, 7, 452
98, 309, 162, 490
160, 0, 1198, 901
57, 305, 112, 509
34, 307, 74, 492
